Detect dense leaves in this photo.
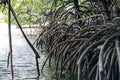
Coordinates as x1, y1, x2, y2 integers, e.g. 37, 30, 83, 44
0, 0, 53, 25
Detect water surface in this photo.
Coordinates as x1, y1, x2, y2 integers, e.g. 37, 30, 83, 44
0, 23, 56, 80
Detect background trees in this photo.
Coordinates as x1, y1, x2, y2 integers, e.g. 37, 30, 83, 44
1, 0, 119, 25
1, 0, 120, 80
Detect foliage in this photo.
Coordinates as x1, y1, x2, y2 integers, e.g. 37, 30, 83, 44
0, 0, 54, 25
1, 0, 120, 80
12, 0, 53, 25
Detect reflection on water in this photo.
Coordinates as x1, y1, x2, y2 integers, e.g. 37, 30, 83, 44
0, 22, 56, 80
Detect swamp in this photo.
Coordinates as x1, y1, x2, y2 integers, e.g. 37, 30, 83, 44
0, 0, 120, 80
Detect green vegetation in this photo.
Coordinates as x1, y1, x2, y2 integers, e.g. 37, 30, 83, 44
1, 0, 120, 80
0, 0, 53, 25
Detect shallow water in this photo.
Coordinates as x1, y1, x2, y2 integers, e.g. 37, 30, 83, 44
0, 23, 57, 80
0, 23, 76, 80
